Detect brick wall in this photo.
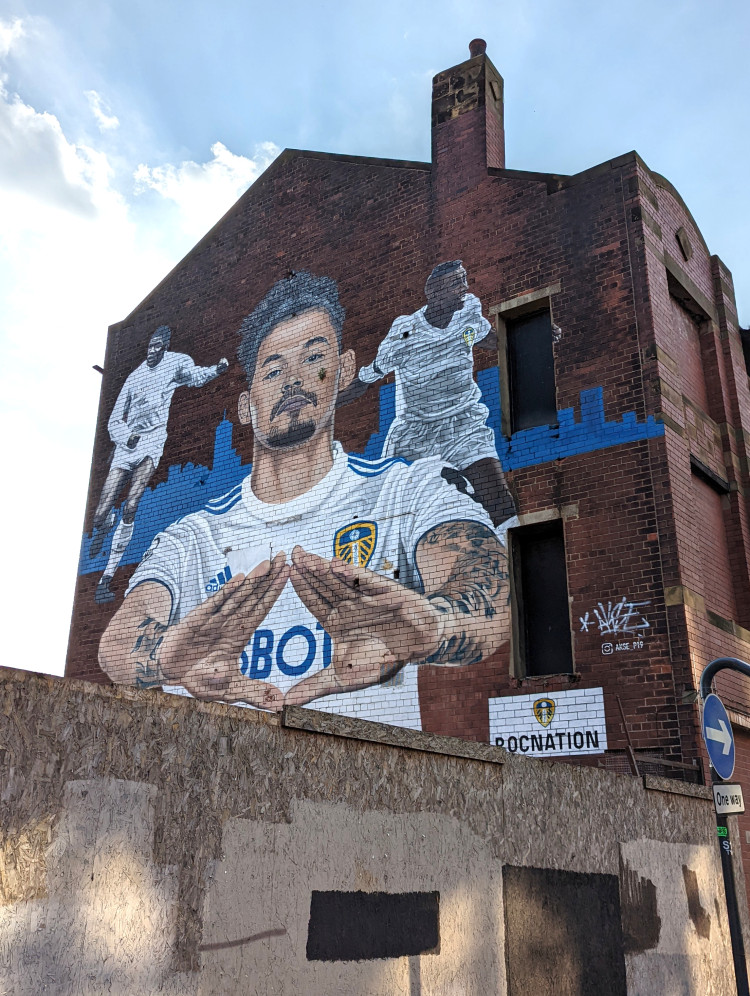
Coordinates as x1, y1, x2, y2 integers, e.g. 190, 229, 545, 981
65, 45, 750, 829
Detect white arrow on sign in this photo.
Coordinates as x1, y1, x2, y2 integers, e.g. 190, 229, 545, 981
706, 719, 732, 755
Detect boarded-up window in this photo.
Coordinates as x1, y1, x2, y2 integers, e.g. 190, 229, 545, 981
512, 520, 573, 676
503, 865, 627, 996
507, 310, 557, 432
690, 468, 735, 621
740, 327, 750, 378
669, 295, 708, 412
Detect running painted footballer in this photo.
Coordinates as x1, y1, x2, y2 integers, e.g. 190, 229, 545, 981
339, 259, 517, 530
89, 325, 228, 603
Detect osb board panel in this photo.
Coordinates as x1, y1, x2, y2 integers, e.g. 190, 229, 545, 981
503, 866, 627, 996
282, 703, 506, 764
198, 800, 506, 994
621, 839, 735, 996
0, 668, 738, 995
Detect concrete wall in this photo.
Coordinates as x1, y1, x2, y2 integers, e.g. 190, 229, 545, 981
0, 667, 743, 995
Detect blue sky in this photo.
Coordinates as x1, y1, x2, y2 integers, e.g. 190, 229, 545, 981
1, 0, 748, 674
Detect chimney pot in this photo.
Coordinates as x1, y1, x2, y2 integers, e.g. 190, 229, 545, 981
469, 38, 487, 57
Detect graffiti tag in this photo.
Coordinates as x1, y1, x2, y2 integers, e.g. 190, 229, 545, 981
579, 598, 651, 637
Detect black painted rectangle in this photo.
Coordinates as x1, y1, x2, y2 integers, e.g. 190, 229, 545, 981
306, 890, 440, 961
504, 866, 627, 996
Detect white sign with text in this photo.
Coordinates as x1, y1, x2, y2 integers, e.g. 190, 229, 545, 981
713, 784, 745, 816
489, 686, 607, 757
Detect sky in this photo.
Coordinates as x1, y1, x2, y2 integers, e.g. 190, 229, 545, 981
1, 0, 748, 677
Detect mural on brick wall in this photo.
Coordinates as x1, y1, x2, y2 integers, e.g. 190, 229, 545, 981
96, 267, 513, 729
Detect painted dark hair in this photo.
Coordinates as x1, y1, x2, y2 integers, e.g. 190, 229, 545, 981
425, 259, 463, 292
150, 325, 172, 348
238, 272, 345, 384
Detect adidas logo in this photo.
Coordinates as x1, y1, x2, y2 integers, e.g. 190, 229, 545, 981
205, 565, 233, 593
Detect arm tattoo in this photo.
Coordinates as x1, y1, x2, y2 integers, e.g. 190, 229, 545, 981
131, 616, 169, 689
423, 521, 509, 617
419, 521, 509, 666
423, 624, 484, 668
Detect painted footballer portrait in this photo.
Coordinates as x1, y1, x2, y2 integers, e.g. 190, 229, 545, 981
98, 272, 511, 730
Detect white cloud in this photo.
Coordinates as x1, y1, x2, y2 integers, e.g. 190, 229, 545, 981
0, 16, 24, 58
134, 139, 280, 240
0, 81, 105, 215
85, 89, 119, 131
0, 21, 277, 676
0, 74, 171, 679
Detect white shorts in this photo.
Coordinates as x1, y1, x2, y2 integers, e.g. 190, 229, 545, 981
382, 403, 498, 469
111, 429, 167, 472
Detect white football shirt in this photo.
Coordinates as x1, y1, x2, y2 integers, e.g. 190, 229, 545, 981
359, 293, 491, 421
126, 443, 494, 730
108, 352, 220, 446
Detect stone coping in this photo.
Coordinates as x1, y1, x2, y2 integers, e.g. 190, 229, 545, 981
642, 774, 712, 801
1, 667, 717, 798
282, 705, 506, 765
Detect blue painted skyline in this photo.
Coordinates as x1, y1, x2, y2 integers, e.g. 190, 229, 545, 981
79, 371, 665, 576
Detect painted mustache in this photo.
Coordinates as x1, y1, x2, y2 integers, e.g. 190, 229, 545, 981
271, 387, 318, 421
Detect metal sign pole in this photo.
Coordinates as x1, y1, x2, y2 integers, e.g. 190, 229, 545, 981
700, 658, 750, 996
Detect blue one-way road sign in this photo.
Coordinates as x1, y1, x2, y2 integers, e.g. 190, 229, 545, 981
702, 693, 735, 780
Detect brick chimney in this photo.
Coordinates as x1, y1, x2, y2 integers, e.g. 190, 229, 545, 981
431, 39, 505, 190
